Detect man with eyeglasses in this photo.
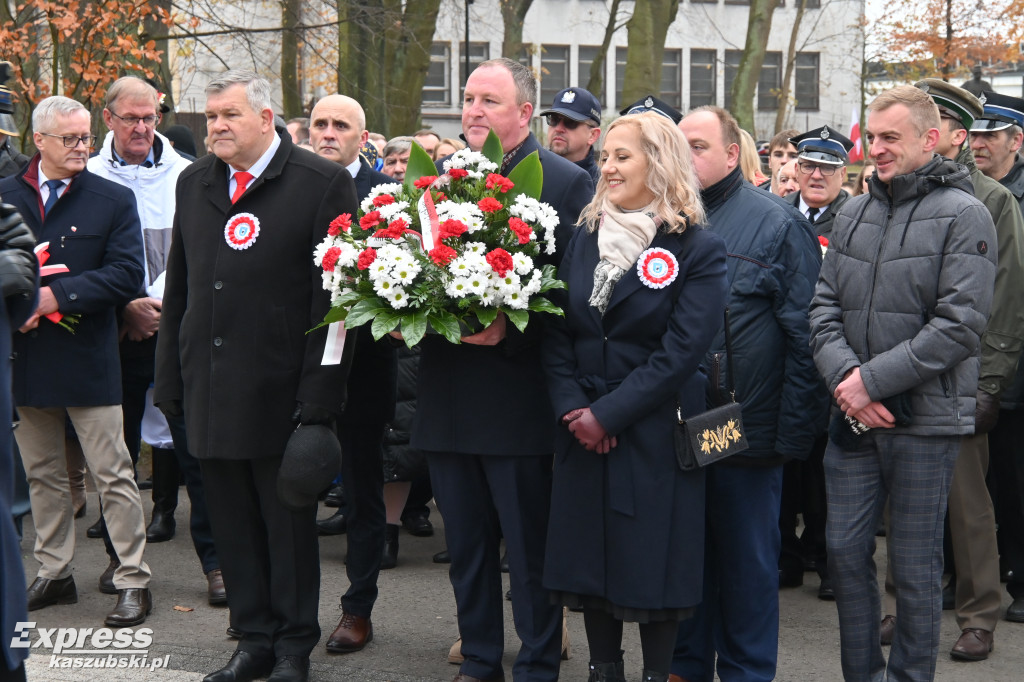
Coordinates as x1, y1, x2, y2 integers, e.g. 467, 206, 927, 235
0, 95, 153, 627
787, 125, 854, 239
538, 86, 602, 184
87, 76, 225, 610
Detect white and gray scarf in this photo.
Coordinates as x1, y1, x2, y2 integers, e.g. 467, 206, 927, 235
589, 200, 659, 314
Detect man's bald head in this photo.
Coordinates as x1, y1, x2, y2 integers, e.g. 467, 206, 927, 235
309, 94, 368, 165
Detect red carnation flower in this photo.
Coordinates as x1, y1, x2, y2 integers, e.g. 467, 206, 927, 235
485, 173, 514, 193
328, 213, 352, 236
478, 197, 503, 213
508, 217, 533, 245
486, 248, 514, 277
322, 246, 342, 271
435, 192, 448, 202
357, 247, 377, 270
360, 211, 382, 230
438, 219, 468, 240
429, 244, 458, 266
448, 168, 469, 179
372, 194, 396, 207
818, 236, 829, 248
414, 175, 438, 189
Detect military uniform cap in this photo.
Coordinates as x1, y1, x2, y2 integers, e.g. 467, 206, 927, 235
971, 91, 1024, 132
538, 87, 601, 126
789, 125, 853, 166
619, 94, 682, 124
914, 78, 981, 130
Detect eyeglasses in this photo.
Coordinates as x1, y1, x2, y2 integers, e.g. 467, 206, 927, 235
797, 162, 838, 176
546, 114, 588, 130
39, 132, 96, 148
108, 111, 161, 127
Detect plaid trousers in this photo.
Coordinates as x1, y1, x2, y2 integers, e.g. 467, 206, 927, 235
824, 432, 959, 682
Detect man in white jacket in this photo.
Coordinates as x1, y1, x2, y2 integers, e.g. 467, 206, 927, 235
87, 76, 224, 607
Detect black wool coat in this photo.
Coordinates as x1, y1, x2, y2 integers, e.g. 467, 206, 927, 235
154, 131, 357, 460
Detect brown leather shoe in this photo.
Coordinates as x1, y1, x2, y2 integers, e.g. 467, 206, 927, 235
325, 612, 372, 653
880, 614, 896, 646
26, 576, 77, 611
668, 675, 691, 682
104, 588, 153, 627
950, 628, 993, 661
207, 569, 227, 605
99, 559, 119, 595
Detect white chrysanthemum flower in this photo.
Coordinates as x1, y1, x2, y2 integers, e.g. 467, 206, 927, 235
448, 257, 473, 277
377, 202, 411, 223
385, 287, 410, 309
512, 253, 533, 275
522, 272, 543, 296
466, 272, 488, 295
443, 149, 498, 173
478, 288, 496, 306
335, 244, 359, 268
445, 278, 471, 298
392, 262, 420, 286
504, 289, 529, 309
463, 241, 486, 256
373, 277, 399, 297
495, 272, 521, 295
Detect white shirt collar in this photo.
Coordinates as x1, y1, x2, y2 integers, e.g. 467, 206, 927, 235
228, 133, 282, 186
345, 158, 361, 178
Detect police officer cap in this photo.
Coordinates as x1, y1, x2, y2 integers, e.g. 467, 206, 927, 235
914, 78, 982, 130
538, 87, 601, 127
276, 424, 342, 512
970, 91, 1024, 132
619, 94, 682, 125
789, 125, 854, 166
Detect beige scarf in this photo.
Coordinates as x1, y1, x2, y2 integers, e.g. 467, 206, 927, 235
589, 200, 659, 314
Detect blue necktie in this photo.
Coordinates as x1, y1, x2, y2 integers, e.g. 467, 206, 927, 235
43, 179, 64, 216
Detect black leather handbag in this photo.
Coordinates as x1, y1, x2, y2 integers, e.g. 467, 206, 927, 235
676, 308, 749, 471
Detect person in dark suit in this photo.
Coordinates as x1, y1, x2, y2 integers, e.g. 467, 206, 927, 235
154, 71, 357, 682
543, 113, 728, 682
786, 125, 853, 240
0, 202, 39, 682
307, 93, 398, 653
415, 57, 594, 682
0, 95, 153, 628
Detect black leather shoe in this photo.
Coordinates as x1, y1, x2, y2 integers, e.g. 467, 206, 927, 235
817, 577, 835, 601
402, 511, 434, 537
226, 626, 242, 639
316, 509, 347, 536
433, 549, 451, 564
324, 484, 346, 508
203, 650, 274, 682
778, 568, 803, 588
99, 558, 119, 595
104, 588, 153, 627
86, 516, 105, 539
381, 524, 399, 570
26, 576, 77, 611
1006, 597, 1024, 622
267, 656, 309, 682
137, 478, 154, 491
146, 511, 176, 543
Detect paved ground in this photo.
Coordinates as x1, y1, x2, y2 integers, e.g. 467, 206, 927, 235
16, 489, 1024, 681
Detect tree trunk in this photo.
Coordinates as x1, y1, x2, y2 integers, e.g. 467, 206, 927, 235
774, 0, 807, 133
621, 0, 679, 107
500, 0, 534, 59
728, 0, 779, 133
384, 0, 442, 136
280, 0, 302, 118
145, 0, 176, 126
585, 0, 623, 104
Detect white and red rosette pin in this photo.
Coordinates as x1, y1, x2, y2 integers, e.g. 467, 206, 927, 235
636, 247, 678, 289
224, 213, 261, 250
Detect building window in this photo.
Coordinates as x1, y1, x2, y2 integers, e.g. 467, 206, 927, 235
662, 49, 682, 110
690, 49, 716, 108
614, 46, 628, 109
423, 42, 450, 106
578, 45, 603, 104
724, 49, 742, 111
757, 51, 782, 111
459, 42, 490, 99
541, 45, 570, 106
794, 52, 819, 111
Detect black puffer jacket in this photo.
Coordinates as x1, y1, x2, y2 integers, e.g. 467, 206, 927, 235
382, 346, 427, 481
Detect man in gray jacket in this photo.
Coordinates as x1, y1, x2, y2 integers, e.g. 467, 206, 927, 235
809, 85, 997, 682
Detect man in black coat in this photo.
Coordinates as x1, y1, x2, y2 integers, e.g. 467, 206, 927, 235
154, 72, 357, 682
307, 93, 398, 654
0, 96, 153, 627
418, 57, 594, 682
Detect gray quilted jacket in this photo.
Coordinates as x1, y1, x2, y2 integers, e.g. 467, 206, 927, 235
809, 154, 997, 436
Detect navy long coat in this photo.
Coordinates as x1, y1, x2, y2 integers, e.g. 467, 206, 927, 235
542, 223, 728, 610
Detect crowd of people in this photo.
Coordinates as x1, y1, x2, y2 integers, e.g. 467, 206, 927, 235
0, 57, 1022, 682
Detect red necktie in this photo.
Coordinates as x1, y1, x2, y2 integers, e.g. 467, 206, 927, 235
231, 171, 253, 204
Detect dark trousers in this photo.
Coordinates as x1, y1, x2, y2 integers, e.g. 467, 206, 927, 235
427, 451, 561, 682
779, 433, 828, 578
989, 409, 1024, 599
201, 456, 320, 658
338, 414, 386, 619
673, 463, 783, 682
162, 413, 218, 574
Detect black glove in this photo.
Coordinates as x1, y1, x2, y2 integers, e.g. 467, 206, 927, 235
975, 390, 1000, 434
0, 203, 36, 251
156, 400, 184, 418
292, 402, 334, 427
0, 249, 36, 299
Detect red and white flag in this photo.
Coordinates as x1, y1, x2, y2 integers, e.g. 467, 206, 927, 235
849, 107, 863, 163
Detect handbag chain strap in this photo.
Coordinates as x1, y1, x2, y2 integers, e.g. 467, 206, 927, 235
722, 306, 736, 402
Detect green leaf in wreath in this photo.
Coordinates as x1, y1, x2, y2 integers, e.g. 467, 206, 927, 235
345, 298, 388, 328
322, 306, 348, 324
428, 310, 463, 344
475, 307, 499, 329
370, 311, 403, 340
506, 151, 543, 202
400, 310, 429, 348
333, 290, 363, 308
404, 141, 438, 192
505, 308, 529, 332
481, 129, 504, 166
527, 297, 564, 316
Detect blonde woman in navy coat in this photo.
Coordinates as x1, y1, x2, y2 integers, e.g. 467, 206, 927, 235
543, 113, 728, 682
